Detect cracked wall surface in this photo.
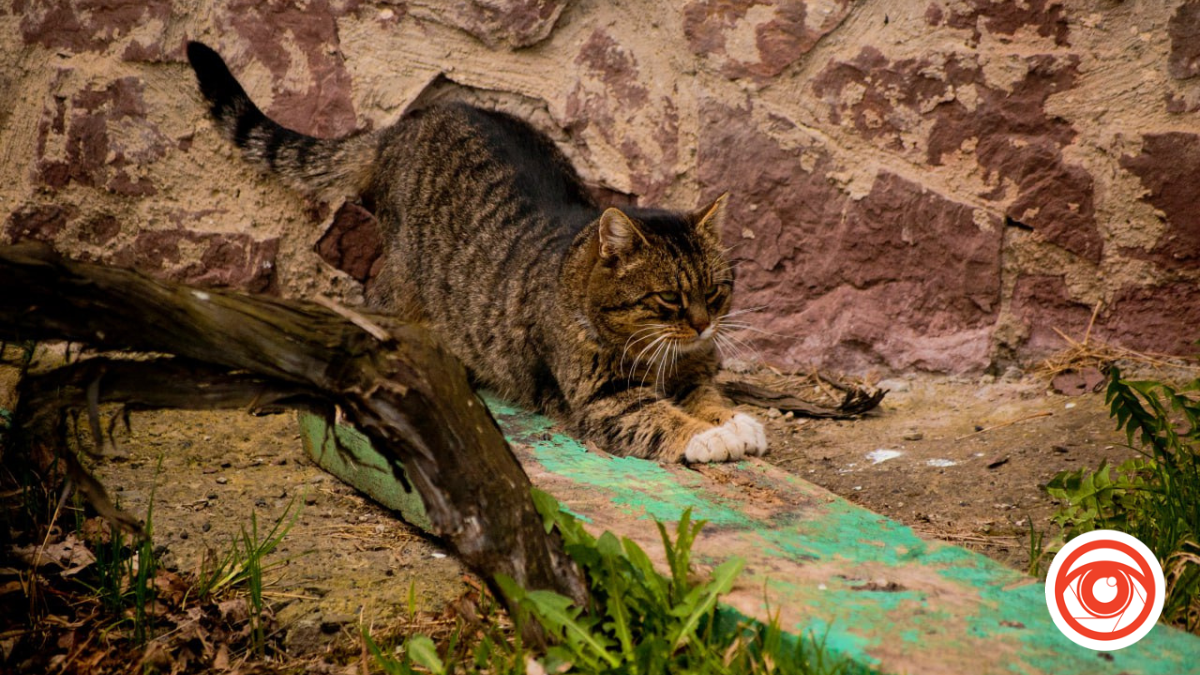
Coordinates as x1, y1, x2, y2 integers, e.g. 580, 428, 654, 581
2, 1, 1198, 375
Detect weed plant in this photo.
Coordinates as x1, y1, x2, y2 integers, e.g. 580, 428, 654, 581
368, 489, 853, 674
1025, 515, 1048, 578
1047, 366, 1200, 630
76, 459, 163, 644
193, 496, 303, 653
72, 480, 302, 655
196, 496, 302, 599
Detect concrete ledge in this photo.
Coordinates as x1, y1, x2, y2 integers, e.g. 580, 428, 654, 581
299, 397, 1200, 675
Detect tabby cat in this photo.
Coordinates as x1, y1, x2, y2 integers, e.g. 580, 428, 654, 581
186, 41, 767, 463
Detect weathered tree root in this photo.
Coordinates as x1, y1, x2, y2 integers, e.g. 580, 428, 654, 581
0, 242, 587, 610
10, 356, 323, 533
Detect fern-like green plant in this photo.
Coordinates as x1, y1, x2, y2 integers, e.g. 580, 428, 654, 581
1047, 366, 1200, 631
370, 490, 851, 674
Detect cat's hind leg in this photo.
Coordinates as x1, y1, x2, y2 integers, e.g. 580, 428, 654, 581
365, 255, 426, 323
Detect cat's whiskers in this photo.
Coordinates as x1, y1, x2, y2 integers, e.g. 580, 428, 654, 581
710, 259, 743, 278
720, 320, 798, 340
629, 332, 671, 386
664, 339, 677, 385
713, 330, 759, 364
710, 310, 768, 364
721, 305, 768, 319
649, 329, 700, 395
712, 332, 749, 363
641, 334, 674, 392
620, 324, 668, 375
658, 335, 683, 395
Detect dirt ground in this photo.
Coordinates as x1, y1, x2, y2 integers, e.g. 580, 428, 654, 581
1, 357, 1157, 659
761, 371, 1135, 572
86, 410, 468, 657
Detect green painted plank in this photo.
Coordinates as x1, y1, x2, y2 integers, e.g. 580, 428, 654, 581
299, 397, 1200, 675
300, 414, 431, 531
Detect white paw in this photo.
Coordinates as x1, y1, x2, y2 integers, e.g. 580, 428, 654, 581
684, 425, 745, 463
683, 414, 769, 463
726, 413, 768, 456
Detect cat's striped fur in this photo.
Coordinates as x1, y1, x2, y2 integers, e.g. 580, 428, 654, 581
187, 41, 766, 462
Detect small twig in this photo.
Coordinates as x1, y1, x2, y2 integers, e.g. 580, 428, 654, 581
0, 628, 46, 640
314, 295, 393, 344
261, 591, 322, 601
1051, 326, 1080, 348
1082, 301, 1103, 346
813, 370, 857, 395
52, 629, 96, 675
954, 412, 1054, 441
913, 530, 1022, 545
32, 489, 67, 575
358, 605, 370, 675
810, 369, 842, 400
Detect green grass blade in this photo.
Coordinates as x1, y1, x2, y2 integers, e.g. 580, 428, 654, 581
668, 557, 744, 651
363, 628, 413, 675
406, 635, 447, 674
622, 536, 669, 606
523, 590, 619, 668
596, 532, 635, 658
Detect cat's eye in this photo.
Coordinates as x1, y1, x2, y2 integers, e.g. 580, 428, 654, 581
706, 284, 728, 304
654, 291, 681, 307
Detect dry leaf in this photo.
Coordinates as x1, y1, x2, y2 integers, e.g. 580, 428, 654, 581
524, 656, 547, 675
14, 534, 96, 572
218, 597, 249, 623
213, 643, 230, 671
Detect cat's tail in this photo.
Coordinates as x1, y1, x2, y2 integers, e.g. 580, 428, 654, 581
186, 41, 377, 199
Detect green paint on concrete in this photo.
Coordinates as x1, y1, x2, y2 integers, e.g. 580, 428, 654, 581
759, 499, 930, 566
490, 396, 760, 528
530, 434, 753, 527
298, 398, 1200, 675
709, 608, 880, 675
298, 413, 431, 531
803, 618, 882, 670
953, 560, 1200, 675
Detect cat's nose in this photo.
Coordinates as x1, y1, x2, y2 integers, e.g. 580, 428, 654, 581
689, 315, 710, 335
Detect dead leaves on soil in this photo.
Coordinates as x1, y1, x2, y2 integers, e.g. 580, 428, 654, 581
12, 534, 97, 576
2, 522, 282, 675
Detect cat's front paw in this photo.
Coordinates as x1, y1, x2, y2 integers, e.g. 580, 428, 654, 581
725, 413, 768, 456
683, 413, 767, 463
684, 425, 746, 463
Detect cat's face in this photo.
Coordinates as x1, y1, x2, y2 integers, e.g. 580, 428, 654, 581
584, 196, 738, 374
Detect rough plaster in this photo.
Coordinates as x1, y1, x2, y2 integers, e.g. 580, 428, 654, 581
2, 1, 1197, 375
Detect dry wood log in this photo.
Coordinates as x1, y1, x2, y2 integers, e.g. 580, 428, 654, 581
719, 379, 886, 419
0, 242, 587, 609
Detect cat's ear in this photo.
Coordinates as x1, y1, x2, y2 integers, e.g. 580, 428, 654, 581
598, 208, 646, 259
692, 193, 729, 239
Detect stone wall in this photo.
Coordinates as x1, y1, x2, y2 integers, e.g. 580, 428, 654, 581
2, 1, 1197, 375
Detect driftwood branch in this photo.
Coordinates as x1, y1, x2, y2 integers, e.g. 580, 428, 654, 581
720, 380, 886, 419
0, 243, 587, 608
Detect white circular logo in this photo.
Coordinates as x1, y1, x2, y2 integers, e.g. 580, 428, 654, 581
1045, 529, 1165, 650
